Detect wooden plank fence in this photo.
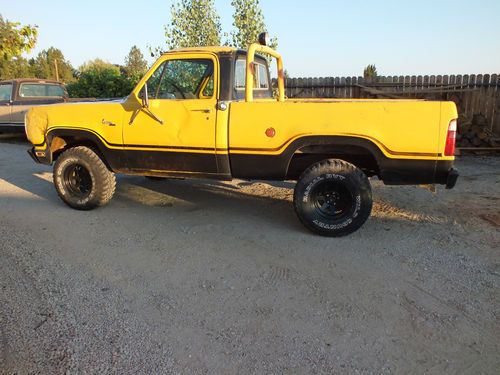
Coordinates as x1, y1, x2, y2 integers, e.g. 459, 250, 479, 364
282, 74, 500, 148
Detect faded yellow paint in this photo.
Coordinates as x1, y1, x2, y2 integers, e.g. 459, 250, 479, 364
228, 99, 457, 160
28, 100, 124, 149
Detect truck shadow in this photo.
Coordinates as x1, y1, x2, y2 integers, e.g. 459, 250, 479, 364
0, 155, 451, 236
118, 177, 453, 234
0, 168, 60, 205
117, 176, 302, 232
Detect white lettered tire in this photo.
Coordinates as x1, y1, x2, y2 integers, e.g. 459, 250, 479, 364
293, 159, 372, 236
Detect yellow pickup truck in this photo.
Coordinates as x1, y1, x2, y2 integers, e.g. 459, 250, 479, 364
25, 34, 459, 236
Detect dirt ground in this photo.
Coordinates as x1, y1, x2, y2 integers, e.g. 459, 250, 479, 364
1, 137, 499, 374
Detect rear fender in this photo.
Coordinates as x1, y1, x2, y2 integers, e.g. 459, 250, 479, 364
230, 135, 384, 180
285, 136, 383, 179
286, 136, 443, 185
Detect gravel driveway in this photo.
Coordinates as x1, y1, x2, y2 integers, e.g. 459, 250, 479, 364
1, 138, 499, 374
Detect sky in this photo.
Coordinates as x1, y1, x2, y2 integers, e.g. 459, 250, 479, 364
2, 0, 500, 77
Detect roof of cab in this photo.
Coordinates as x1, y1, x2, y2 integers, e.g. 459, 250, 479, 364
0, 78, 63, 85
166, 46, 238, 54
163, 46, 268, 61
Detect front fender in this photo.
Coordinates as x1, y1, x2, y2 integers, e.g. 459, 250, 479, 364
31, 128, 126, 171
25, 107, 49, 146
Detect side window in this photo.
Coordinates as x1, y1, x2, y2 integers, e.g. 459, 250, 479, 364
0, 84, 13, 101
234, 59, 272, 99
145, 59, 214, 100
234, 60, 246, 90
19, 83, 65, 98
258, 64, 270, 89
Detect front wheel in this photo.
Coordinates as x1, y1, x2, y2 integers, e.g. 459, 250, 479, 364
53, 146, 116, 210
293, 159, 372, 237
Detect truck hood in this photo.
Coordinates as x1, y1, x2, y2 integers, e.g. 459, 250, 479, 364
25, 99, 129, 146
65, 97, 125, 104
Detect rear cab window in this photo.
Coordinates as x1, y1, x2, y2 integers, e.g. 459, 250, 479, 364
19, 83, 66, 99
0, 83, 13, 101
234, 58, 272, 100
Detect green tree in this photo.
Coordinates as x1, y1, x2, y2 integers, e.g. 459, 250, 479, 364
160, 0, 222, 51
0, 57, 35, 80
123, 45, 148, 81
363, 64, 378, 79
230, 0, 277, 50
30, 47, 75, 82
78, 58, 118, 73
67, 59, 134, 98
0, 15, 38, 61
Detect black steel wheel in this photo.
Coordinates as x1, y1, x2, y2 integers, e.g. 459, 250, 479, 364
310, 179, 355, 221
62, 164, 93, 198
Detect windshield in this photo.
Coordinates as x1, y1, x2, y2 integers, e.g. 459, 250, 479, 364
19, 83, 65, 98
144, 59, 214, 100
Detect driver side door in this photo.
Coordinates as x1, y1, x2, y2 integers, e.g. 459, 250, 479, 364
123, 54, 218, 175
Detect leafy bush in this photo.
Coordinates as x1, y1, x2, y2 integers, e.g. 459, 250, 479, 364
67, 59, 135, 98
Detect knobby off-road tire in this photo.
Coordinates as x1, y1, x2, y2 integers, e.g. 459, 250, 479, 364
293, 159, 372, 237
53, 146, 116, 210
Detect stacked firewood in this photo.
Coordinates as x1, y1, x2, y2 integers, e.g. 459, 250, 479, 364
457, 114, 499, 148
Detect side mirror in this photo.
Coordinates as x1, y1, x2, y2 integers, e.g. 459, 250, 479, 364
141, 84, 149, 108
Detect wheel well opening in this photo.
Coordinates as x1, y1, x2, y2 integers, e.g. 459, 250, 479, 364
287, 144, 380, 179
51, 136, 110, 169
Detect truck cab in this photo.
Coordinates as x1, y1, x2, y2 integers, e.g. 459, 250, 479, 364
115, 46, 275, 179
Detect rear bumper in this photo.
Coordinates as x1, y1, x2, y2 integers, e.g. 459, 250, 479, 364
381, 159, 458, 188
445, 168, 459, 189
434, 161, 459, 189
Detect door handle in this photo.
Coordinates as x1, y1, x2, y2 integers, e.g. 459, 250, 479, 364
191, 108, 212, 114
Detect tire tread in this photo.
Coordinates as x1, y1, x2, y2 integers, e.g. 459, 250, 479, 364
53, 146, 116, 209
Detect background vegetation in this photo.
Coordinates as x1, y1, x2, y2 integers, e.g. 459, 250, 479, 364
1, 0, 276, 98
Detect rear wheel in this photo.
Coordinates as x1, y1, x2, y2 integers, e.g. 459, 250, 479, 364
53, 146, 116, 210
293, 159, 372, 237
